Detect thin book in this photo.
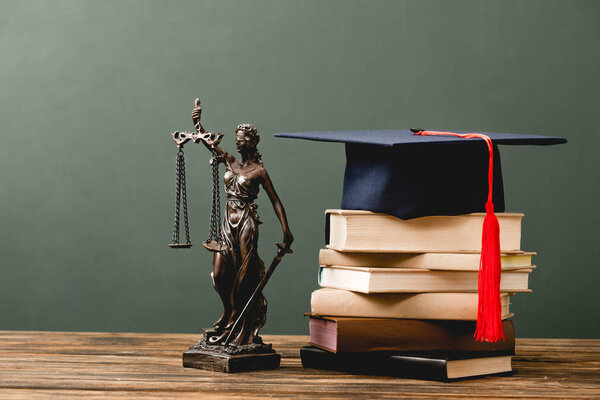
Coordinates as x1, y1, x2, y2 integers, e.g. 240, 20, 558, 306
318, 265, 532, 294
319, 248, 535, 271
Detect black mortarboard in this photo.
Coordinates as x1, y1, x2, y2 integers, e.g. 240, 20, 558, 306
274, 129, 566, 220
275, 128, 566, 343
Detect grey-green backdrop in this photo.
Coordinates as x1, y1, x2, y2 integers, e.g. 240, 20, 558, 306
1, 0, 598, 338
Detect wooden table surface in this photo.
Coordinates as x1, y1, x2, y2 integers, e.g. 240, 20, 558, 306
0, 331, 598, 399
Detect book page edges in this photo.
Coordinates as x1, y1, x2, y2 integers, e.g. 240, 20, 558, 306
321, 265, 534, 273
446, 356, 512, 379
311, 290, 513, 320
325, 245, 526, 254
318, 266, 532, 293
307, 312, 516, 321
318, 248, 536, 269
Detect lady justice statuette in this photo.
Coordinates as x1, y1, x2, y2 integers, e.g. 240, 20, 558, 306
169, 99, 294, 372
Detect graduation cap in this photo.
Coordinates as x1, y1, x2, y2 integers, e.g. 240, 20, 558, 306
275, 128, 566, 342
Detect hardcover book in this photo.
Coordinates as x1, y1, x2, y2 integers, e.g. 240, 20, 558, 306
325, 209, 523, 253
318, 248, 534, 271
318, 265, 532, 293
309, 317, 515, 354
300, 345, 513, 381
310, 288, 512, 320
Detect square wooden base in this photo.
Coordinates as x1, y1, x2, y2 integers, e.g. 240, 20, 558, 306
183, 349, 281, 373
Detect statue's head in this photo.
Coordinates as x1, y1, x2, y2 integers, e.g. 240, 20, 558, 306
235, 123, 260, 153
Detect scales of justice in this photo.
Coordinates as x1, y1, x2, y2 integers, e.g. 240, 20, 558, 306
169, 98, 294, 373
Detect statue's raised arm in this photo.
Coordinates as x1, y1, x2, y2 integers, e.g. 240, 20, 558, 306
170, 99, 228, 159
190, 98, 231, 162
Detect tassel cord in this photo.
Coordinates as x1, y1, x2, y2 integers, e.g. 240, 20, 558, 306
414, 130, 504, 342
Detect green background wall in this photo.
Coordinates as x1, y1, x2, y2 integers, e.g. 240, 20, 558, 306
1, 0, 598, 338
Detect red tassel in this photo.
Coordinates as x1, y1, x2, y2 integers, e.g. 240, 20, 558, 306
475, 201, 504, 342
414, 130, 504, 342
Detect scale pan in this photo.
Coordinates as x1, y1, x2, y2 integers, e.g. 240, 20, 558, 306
169, 243, 192, 249
203, 240, 227, 252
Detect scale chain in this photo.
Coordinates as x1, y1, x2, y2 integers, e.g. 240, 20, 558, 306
171, 147, 191, 246
171, 149, 182, 244
208, 149, 223, 245
180, 148, 191, 244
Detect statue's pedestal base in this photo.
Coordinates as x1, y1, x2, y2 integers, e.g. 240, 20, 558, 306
182, 328, 280, 373
183, 349, 280, 373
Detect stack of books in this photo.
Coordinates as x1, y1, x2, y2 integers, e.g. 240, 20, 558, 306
301, 209, 535, 381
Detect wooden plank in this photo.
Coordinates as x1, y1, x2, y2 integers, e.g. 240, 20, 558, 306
0, 331, 598, 399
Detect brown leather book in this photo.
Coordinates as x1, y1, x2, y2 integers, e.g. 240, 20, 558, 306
309, 316, 515, 354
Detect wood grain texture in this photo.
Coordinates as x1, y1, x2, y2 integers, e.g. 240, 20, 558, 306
0, 331, 598, 399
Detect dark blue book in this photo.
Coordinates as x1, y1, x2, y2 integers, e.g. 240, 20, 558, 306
300, 345, 513, 381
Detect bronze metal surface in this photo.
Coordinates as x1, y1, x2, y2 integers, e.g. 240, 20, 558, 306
168, 99, 294, 371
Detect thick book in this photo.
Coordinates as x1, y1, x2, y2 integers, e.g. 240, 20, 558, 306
311, 288, 512, 320
309, 316, 515, 354
300, 345, 513, 381
318, 265, 532, 293
325, 209, 523, 253
319, 248, 535, 271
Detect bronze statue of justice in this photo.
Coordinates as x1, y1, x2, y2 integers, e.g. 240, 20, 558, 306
169, 98, 293, 372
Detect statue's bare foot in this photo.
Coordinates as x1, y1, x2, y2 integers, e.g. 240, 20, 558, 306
212, 312, 230, 332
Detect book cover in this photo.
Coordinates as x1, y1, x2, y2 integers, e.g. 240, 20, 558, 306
325, 210, 523, 253
300, 345, 513, 381
309, 317, 515, 353
311, 288, 512, 320
318, 248, 535, 271
318, 265, 532, 293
